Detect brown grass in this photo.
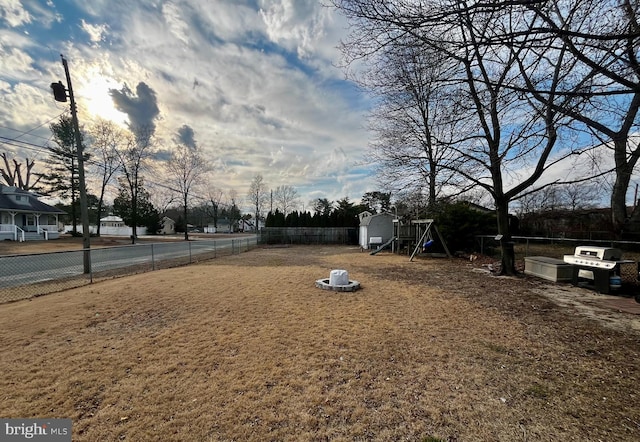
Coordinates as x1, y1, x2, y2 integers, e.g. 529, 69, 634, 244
0, 245, 639, 441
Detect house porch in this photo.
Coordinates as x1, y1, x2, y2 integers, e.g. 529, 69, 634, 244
0, 211, 61, 241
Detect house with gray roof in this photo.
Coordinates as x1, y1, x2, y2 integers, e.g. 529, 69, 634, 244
0, 184, 65, 241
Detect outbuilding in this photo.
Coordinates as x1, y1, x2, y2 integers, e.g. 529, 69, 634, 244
358, 211, 395, 250
159, 216, 176, 235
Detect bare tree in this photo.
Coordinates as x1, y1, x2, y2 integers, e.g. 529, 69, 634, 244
204, 184, 224, 230
515, 181, 599, 217
147, 182, 176, 217
167, 140, 210, 240
248, 174, 268, 229
0, 152, 43, 191
86, 119, 122, 236
365, 41, 470, 207
393, 187, 430, 220
115, 125, 154, 243
562, 182, 599, 211
273, 185, 299, 216
517, 1, 640, 234
333, 0, 585, 274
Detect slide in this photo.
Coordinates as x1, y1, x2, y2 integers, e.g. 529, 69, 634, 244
370, 237, 396, 255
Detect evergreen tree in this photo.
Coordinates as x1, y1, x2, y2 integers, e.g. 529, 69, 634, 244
43, 115, 89, 234
113, 179, 161, 234
286, 210, 300, 227
362, 191, 392, 214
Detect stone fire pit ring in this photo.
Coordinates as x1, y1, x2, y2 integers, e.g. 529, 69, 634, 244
315, 269, 361, 292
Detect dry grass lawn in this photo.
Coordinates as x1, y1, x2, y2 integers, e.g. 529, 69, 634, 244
1, 245, 639, 441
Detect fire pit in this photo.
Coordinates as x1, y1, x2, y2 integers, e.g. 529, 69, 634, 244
563, 246, 634, 294
315, 269, 361, 292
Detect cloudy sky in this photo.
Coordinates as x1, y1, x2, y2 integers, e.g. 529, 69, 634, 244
0, 0, 374, 212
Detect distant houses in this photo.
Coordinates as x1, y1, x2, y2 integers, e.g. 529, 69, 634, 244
205, 218, 264, 233
66, 215, 148, 237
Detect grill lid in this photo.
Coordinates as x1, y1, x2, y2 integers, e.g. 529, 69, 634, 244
574, 246, 621, 261
563, 246, 622, 269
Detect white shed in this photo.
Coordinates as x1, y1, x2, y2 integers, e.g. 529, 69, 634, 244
159, 216, 175, 235
98, 215, 147, 236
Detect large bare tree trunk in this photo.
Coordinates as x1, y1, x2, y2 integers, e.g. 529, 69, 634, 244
495, 198, 516, 275
611, 137, 637, 235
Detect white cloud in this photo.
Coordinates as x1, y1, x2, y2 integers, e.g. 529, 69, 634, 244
189, 1, 264, 43
0, 44, 34, 80
0, 0, 60, 28
0, 82, 60, 139
28, 0, 60, 27
259, 0, 327, 58
161, 2, 190, 46
259, 0, 351, 76
0, 0, 376, 211
0, 0, 31, 27
80, 19, 108, 44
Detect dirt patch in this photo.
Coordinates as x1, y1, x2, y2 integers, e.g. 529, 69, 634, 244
0, 246, 638, 441
530, 283, 640, 333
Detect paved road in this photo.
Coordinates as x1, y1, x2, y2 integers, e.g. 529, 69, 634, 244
0, 236, 257, 289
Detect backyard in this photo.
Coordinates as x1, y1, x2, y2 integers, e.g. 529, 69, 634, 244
0, 243, 639, 441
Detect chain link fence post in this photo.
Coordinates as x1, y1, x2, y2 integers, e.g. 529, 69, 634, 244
89, 248, 93, 283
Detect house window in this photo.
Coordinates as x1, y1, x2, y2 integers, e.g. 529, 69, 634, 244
13, 195, 29, 205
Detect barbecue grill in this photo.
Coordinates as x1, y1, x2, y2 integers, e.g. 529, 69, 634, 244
563, 246, 633, 294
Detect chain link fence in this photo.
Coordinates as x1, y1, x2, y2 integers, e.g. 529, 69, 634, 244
476, 235, 640, 259
0, 237, 257, 304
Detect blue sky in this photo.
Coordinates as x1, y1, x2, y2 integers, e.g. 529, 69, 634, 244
0, 0, 375, 212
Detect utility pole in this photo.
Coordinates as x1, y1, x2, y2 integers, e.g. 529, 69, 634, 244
51, 54, 91, 274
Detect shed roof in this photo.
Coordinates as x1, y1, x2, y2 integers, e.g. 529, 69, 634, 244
359, 212, 394, 227
100, 215, 124, 222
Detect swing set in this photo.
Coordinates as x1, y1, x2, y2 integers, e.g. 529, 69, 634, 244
408, 219, 452, 261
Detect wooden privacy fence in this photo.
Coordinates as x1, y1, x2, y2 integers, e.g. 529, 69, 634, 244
259, 227, 358, 245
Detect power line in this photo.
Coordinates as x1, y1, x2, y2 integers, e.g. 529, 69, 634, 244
0, 125, 50, 141
0, 122, 225, 205
0, 112, 67, 142
0, 134, 221, 206
0, 136, 50, 153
